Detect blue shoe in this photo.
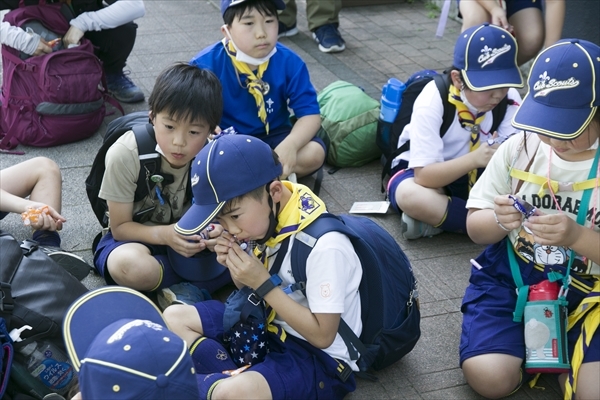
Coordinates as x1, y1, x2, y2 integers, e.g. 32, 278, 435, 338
106, 71, 145, 103
278, 21, 298, 38
312, 24, 345, 53
157, 282, 211, 310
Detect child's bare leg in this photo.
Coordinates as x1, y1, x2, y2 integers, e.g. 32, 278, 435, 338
459, 0, 490, 31
211, 371, 272, 400
509, 8, 544, 65
559, 361, 600, 399
162, 304, 205, 345
395, 178, 448, 225
462, 353, 522, 398
0, 157, 62, 213
295, 141, 325, 177
106, 243, 162, 290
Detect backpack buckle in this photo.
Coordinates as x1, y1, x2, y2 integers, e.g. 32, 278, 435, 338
335, 359, 353, 382
0, 283, 14, 313
20, 239, 38, 256
247, 292, 262, 306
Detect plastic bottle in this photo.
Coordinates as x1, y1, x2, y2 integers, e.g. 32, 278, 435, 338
8, 326, 74, 396
376, 78, 406, 151
523, 280, 570, 374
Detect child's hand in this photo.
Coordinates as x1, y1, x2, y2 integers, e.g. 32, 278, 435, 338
472, 139, 498, 168
274, 142, 298, 179
489, 6, 511, 32
22, 204, 65, 231
220, 237, 268, 289
493, 195, 524, 231
524, 213, 581, 248
33, 37, 52, 56
199, 223, 224, 252
62, 26, 84, 47
166, 226, 206, 257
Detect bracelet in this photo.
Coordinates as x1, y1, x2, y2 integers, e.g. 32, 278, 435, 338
493, 211, 511, 232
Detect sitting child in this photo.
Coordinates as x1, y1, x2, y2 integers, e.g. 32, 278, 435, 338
190, 0, 325, 179
63, 286, 200, 399
93, 63, 230, 305
164, 134, 363, 399
462, 39, 600, 399
0, 157, 89, 275
387, 23, 523, 239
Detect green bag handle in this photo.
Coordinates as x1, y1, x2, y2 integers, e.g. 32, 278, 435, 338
507, 146, 600, 323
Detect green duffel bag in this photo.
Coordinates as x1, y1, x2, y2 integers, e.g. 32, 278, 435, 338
317, 81, 381, 168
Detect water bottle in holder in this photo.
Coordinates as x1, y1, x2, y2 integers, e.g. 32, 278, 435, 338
523, 279, 570, 374
376, 78, 406, 153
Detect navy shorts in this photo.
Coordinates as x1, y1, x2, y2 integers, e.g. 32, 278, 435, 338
0, 211, 8, 221
257, 129, 326, 176
460, 240, 600, 367
386, 160, 473, 213
94, 231, 230, 291
458, 0, 542, 19
192, 300, 356, 399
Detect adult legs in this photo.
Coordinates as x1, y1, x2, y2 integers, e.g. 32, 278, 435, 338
509, 7, 544, 65
279, 0, 298, 29
459, 0, 491, 31
305, 0, 342, 31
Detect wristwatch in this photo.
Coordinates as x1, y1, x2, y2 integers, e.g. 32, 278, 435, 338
254, 275, 282, 299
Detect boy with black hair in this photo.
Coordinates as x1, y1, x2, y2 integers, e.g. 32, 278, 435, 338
164, 134, 362, 399
93, 63, 231, 303
190, 0, 325, 179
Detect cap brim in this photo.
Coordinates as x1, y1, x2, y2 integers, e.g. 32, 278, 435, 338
174, 201, 225, 236
513, 92, 597, 140
463, 67, 524, 91
63, 287, 166, 372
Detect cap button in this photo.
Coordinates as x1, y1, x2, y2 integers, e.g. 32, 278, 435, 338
482, 22, 490, 27
156, 374, 169, 388
570, 39, 580, 44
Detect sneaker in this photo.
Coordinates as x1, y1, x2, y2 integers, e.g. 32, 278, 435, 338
157, 282, 211, 311
312, 24, 345, 53
39, 246, 92, 281
278, 21, 298, 38
400, 213, 443, 240
106, 71, 145, 103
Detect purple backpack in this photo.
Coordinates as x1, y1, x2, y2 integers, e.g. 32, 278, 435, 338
0, 1, 121, 151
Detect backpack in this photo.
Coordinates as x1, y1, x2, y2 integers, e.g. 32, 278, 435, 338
317, 81, 382, 168
0, 231, 88, 349
275, 214, 420, 373
85, 111, 192, 248
0, 2, 122, 151
0, 318, 13, 399
377, 70, 509, 189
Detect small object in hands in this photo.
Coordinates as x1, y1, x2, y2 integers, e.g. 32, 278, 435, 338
154, 186, 165, 205
509, 195, 537, 219
47, 38, 62, 49
21, 206, 49, 226
237, 239, 253, 254
212, 126, 238, 140
199, 224, 215, 240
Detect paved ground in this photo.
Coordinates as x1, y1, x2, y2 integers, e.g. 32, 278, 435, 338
1, 1, 563, 398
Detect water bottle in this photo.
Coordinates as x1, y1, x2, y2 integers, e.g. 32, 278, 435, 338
523, 280, 570, 374
9, 326, 75, 396
376, 78, 406, 154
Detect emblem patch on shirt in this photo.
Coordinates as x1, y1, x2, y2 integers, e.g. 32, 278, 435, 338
300, 192, 320, 214
320, 283, 331, 298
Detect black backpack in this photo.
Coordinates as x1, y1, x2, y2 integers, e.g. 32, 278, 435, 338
85, 111, 192, 249
377, 71, 509, 190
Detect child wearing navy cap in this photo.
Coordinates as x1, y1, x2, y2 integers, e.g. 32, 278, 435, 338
190, 0, 325, 180
63, 287, 200, 399
387, 23, 524, 240
462, 39, 600, 399
164, 134, 363, 399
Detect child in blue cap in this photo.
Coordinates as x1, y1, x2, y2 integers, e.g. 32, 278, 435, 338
387, 23, 524, 240
462, 39, 600, 399
63, 286, 200, 399
190, 0, 325, 180
164, 134, 362, 399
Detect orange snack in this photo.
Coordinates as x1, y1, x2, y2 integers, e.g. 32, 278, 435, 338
21, 206, 49, 226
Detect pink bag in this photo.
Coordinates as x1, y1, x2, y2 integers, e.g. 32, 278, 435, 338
0, 1, 121, 150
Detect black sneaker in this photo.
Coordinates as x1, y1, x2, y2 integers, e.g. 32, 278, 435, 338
106, 71, 145, 103
278, 21, 298, 38
312, 23, 346, 53
39, 246, 92, 281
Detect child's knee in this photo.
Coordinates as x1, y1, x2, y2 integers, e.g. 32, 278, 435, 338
163, 304, 190, 332
462, 355, 522, 398
33, 157, 61, 180
107, 247, 159, 288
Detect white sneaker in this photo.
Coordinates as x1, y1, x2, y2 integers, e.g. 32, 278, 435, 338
400, 213, 443, 240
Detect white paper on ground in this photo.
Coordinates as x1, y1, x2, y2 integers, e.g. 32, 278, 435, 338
349, 201, 390, 214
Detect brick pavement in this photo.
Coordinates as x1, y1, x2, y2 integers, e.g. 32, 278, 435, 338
0, 1, 563, 398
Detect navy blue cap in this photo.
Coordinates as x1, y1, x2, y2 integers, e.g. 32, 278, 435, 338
221, 0, 285, 16
513, 39, 600, 140
63, 287, 199, 399
175, 135, 282, 235
453, 23, 523, 91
